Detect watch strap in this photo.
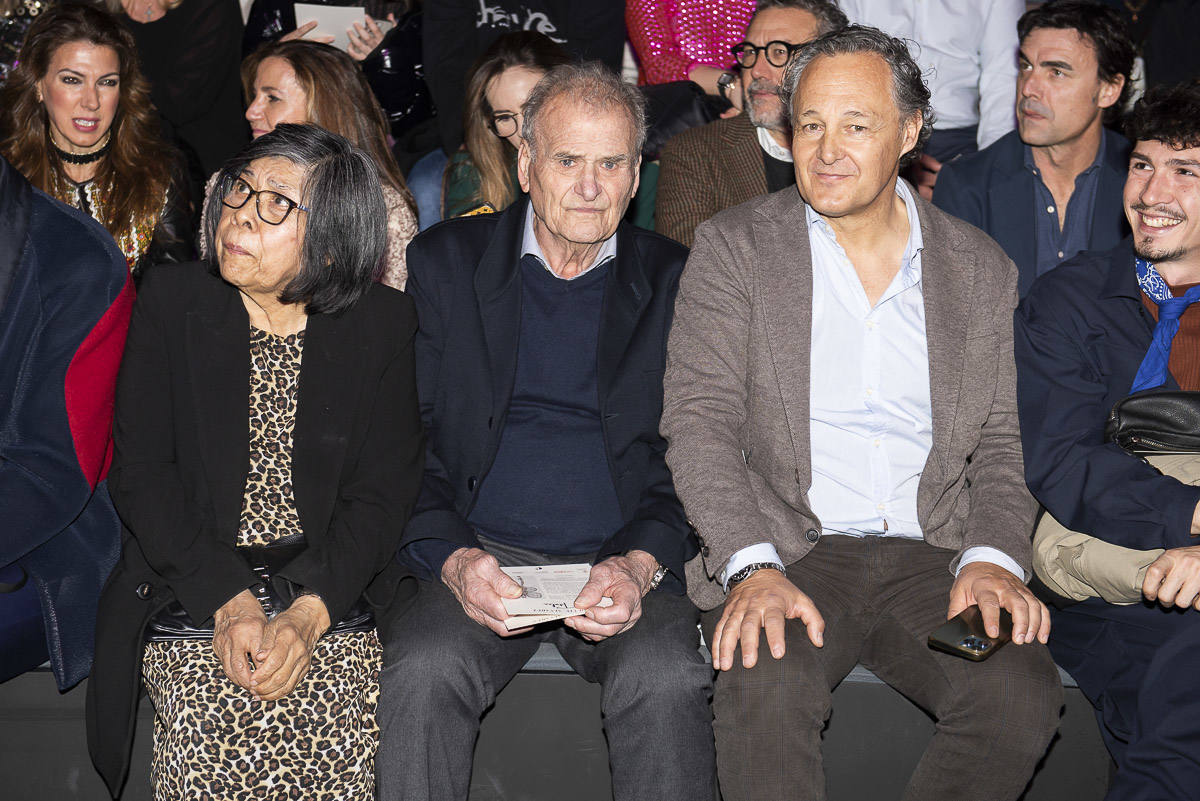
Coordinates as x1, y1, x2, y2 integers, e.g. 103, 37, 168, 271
726, 561, 785, 590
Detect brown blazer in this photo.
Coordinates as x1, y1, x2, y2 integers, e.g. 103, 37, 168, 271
656, 112, 768, 248
661, 184, 1037, 611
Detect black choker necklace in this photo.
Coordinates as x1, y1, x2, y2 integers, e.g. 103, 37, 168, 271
52, 135, 112, 165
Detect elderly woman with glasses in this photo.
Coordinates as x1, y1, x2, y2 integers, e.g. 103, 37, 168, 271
441, 30, 570, 219
86, 123, 424, 801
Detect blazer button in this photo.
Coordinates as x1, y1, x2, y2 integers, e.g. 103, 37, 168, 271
701, 545, 711, 557
805, 529, 820, 544
135, 582, 154, 600
467, 476, 477, 491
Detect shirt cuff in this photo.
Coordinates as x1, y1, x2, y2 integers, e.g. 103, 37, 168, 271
720, 542, 784, 592
956, 546, 1026, 582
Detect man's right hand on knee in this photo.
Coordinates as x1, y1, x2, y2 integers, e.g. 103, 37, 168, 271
440, 547, 530, 637
711, 569, 824, 671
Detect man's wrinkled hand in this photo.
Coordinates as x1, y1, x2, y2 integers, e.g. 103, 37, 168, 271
250, 594, 330, 701
212, 589, 269, 693
441, 547, 528, 637
712, 568, 824, 671
947, 561, 1050, 645
1143, 546, 1200, 609
565, 550, 658, 642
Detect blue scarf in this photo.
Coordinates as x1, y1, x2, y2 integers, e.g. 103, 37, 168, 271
1130, 258, 1200, 392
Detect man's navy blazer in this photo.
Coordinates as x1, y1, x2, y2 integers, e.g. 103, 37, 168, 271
934, 129, 1131, 297
1015, 239, 1200, 550
400, 198, 697, 589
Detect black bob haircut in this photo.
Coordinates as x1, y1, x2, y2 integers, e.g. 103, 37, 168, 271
1017, 1, 1135, 114
203, 123, 387, 316
1126, 81, 1200, 151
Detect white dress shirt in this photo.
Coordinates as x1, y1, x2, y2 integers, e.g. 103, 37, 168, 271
756, 126, 794, 163
720, 180, 1024, 589
837, 0, 1022, 150
521, 205, 617, 279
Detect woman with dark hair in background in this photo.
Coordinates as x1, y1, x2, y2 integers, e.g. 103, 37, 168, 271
107, 0, 247, 175
86, 123, 424, 800
240, 39, 418, 288
0, 3, 193, 276
441, 31, 570, 219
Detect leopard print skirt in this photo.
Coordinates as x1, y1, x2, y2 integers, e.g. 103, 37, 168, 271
142, 632, 381, 800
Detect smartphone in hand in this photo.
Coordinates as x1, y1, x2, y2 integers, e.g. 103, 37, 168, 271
927, 607, 1013, 661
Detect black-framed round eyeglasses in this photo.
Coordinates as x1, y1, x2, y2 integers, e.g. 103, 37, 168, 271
489, 112, 521, 139
221, 177, 310, 225
731, 40, 805, 69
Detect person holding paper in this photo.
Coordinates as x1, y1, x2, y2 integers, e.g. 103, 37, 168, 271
377, 62, 717, 801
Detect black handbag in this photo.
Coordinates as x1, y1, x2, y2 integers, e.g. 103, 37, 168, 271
1104, 389, 1200, 454
144, 533, 374, 641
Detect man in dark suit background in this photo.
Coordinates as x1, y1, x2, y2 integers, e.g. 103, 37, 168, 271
1015, 81, 1200, 801
655, 0, 847, 247
934, 1, 1134, 297
376, 63, 716, 801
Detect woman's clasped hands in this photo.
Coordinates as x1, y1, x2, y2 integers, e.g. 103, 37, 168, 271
212, 589, 331, 701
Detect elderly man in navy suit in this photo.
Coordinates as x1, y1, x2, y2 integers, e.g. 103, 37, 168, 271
934, 1, 1134, 296
375, 62, 716, 801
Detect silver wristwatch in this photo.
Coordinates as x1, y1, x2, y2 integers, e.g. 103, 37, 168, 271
726, 561, 785, 590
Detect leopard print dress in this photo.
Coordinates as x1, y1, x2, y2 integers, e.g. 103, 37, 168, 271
142, 327, 382, 801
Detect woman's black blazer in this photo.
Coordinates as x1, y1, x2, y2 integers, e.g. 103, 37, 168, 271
86, 262, 424, 795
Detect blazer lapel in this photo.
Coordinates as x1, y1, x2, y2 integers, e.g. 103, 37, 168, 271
185, 287, 251, 543
597, 222, 651, 397
292, 310, 358, 540
720, 114, 768, 208
474, 202, 526, 420
916, 196, 972, 492
989, 165, 1036, 296
754, 190, 814, 488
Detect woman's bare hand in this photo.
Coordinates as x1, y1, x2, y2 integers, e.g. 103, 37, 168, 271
212, 589, 269, 692
249, 594, 331, 701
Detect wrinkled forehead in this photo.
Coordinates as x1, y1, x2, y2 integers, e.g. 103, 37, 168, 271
530, 96, 639, 157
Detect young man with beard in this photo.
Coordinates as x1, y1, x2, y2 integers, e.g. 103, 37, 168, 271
655, 0, 846, 247
1016, 81, 1200, 801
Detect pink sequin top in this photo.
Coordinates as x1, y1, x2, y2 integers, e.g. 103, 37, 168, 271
626, 0, 756, 85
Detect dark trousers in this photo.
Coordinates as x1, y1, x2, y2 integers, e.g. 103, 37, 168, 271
702, 536, 1062, 801
1049, 598, 1200, 801
376, 542, 717, 801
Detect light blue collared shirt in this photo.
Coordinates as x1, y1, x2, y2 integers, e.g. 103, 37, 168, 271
521, 205, 617, 280
721, 180, 1024, 589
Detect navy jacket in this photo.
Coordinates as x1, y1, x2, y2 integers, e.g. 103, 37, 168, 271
1015, 240, 1200, 549
400, 199, 697, 589
0, 157, 132, 690
935, 129, 1131, 297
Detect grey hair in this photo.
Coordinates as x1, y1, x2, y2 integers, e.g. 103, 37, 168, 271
782, 25, 934, 166
203, 123, 387, 316
520, 62, 648, 160
754, 0, 849, 36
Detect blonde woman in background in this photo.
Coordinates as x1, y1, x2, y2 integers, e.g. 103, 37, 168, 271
441, 31, 570, 218
238, 39, 418, 289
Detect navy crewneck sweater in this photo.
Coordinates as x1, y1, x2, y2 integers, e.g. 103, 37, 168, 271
464, 255, 625, 556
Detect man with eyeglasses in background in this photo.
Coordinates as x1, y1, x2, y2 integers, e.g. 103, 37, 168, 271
656, 0, 847, 248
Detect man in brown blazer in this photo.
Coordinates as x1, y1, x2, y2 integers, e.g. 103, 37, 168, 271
655, 0, 847, 247
661, 26, 1062, 801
